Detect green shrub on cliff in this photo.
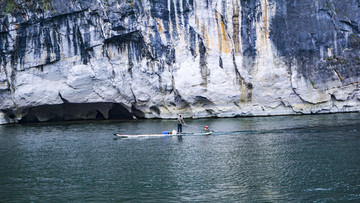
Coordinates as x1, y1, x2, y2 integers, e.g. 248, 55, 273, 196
0, 0, 53, 14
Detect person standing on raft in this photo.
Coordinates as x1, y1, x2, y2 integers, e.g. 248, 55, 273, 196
177, 115, 186, 133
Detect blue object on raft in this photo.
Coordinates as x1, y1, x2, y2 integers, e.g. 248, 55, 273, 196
162, 131, 169, 134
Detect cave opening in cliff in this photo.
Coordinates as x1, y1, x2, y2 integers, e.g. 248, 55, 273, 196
17, 102, 135, 124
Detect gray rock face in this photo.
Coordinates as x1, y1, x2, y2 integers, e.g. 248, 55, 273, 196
0, 0, 359, 124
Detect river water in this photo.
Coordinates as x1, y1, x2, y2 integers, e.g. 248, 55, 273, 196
0, 113, 360, 202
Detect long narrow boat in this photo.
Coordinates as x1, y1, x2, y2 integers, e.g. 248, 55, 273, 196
113, 131, 212, 139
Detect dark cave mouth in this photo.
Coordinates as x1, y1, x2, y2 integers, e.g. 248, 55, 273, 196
4, 102, 145, 124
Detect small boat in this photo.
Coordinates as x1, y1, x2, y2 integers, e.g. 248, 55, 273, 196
113, 131, 212, 139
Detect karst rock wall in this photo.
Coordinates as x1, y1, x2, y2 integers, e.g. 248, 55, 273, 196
0, 0, 360, 124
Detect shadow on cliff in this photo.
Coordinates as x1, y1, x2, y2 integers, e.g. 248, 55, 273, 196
10, 102, 142, 124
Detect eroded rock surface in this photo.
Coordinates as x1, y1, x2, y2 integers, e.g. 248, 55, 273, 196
0, 0, 359, 123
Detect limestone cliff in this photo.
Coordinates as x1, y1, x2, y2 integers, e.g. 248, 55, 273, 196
0, 0, 359, 124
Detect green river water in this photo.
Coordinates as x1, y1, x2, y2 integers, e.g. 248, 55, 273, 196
0, 113, 360, 202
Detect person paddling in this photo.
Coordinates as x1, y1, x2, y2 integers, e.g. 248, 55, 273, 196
177, 114, 186, 133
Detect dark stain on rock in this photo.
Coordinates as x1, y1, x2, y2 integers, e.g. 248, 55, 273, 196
270, 0, 360, 87
219, 56, 223, 68
199, 36, 208, 86
13, 24, 27, 68
240, 0, 259, 59
106, 30, 147, 76
0, 32, 9, 67
73, 25, 90, 64
189, 26, 197, 57
176, 0, 183, 25
170, 0, 178, 40
43, 27, 53, 63
150, 0, 171, 43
